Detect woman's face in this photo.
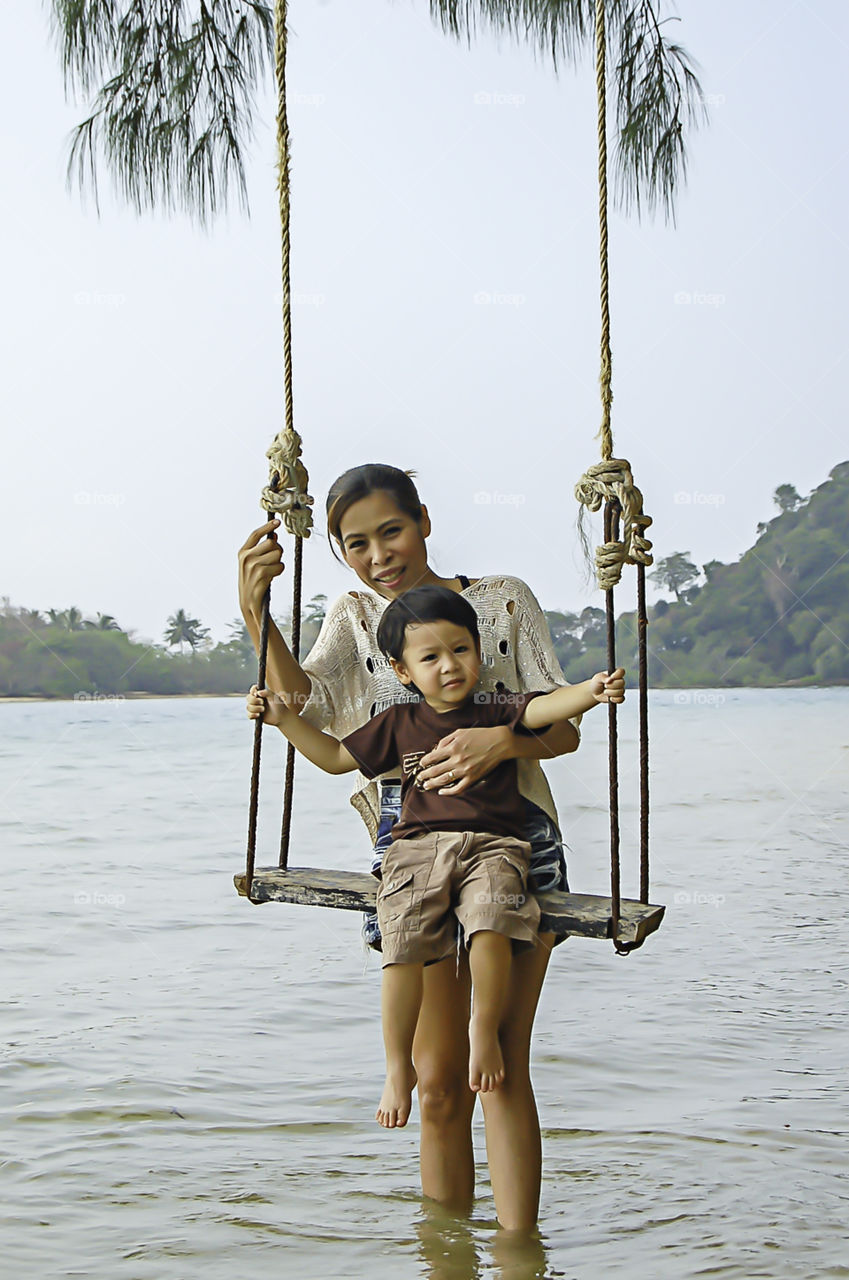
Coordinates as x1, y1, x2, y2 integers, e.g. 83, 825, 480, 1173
337, 491, 431, 599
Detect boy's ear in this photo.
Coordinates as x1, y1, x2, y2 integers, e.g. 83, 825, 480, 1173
389, 657, 413, 686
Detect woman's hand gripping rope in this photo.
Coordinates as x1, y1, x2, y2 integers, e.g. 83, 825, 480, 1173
238, 519, 285, 618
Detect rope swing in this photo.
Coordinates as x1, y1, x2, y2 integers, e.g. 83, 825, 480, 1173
237, 0, 664, 952
245, 0, 313, 899
574, 0, 655, 953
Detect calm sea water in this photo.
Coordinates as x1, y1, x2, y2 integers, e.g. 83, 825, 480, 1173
1, 690, 848, 1280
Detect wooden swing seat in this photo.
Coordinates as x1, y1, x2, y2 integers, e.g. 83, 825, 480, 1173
234, 866, 665, 946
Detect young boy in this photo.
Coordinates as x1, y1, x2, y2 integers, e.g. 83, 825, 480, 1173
247, 586, 624, 1130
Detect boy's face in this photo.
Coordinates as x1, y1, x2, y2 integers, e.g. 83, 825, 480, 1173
390, 619, 481, 713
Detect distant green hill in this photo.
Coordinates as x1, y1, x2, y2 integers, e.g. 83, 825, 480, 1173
548, 460, 849, 688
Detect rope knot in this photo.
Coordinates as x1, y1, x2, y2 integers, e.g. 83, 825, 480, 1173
261, 427, 314, 538
574, 457, 654, 590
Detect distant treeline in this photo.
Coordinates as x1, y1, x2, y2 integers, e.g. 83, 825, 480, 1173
0, 609, 251, 698
0, 597, 333, 699
546, 461, 849, 688
3, 462, 847, 696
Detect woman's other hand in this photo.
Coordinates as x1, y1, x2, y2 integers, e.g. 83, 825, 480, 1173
416, 726, 511, 795
238, 520, 284, 618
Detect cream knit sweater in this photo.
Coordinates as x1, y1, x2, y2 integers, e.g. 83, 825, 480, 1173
300, 575, 580, 844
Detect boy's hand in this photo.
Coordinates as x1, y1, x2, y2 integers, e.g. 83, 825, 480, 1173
589, 668, 626, 704
246, 684, 288, 727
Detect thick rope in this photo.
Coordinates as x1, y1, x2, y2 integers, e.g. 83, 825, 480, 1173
271, 0, 312, 868
604, 501, 622, 946
279, 535, 303, 869
276, 1, 294, 442
263, 0, 313, 541
245, 477, 280, 901
637, 561, 650, 905
595, 0, 613, 464
575, 1, 653, 595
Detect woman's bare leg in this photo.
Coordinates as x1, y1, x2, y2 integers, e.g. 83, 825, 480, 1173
479, 933, 557, 1231
412, 951, 477, 1213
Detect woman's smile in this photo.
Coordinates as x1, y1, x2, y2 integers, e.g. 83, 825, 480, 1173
373, 566, 406, 588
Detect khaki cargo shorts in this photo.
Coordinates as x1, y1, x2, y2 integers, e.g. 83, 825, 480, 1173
376, 830, 542, 967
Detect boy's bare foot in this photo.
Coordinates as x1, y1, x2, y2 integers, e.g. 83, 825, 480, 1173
469, 1015, 505, 1093
376, 1061, 418, 1128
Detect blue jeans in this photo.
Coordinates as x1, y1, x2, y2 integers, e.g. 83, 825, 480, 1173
362, 782, 569, 950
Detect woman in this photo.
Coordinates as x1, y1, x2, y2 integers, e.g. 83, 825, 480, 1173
238, 464, 580, 1231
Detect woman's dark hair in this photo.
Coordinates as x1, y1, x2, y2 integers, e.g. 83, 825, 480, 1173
377, 586, 480, 662
326, 464, 423, 554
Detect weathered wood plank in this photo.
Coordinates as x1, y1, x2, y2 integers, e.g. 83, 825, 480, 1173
234, 866, 664, 946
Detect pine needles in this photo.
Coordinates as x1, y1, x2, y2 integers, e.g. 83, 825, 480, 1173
430, 0, 707, 221
51, 0, 274, 220
51, 1, 705, 222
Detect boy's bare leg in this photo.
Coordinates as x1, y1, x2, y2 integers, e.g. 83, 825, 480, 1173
467, 930, 513, 1093
377, 961, 423, 1128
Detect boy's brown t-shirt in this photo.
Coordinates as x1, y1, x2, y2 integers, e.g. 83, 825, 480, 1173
341, 690, 547, 841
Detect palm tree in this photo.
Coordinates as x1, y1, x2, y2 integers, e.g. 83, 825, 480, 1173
164, 608, 210, 653
84, 612, 122, 630
47, 605, 86, 630
50, 1, 704, 223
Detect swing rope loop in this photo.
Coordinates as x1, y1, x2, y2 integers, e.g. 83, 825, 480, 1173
575, 458, 653, 590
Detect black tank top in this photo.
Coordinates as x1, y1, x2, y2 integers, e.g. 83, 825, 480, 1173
457, 575, 471, 590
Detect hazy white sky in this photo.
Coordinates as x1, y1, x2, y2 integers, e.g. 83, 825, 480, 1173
2, 0, 847, 643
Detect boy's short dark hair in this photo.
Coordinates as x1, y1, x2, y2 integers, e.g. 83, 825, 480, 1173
377, 586, 480, 662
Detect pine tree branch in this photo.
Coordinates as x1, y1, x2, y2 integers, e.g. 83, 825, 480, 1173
52, 0, 274, 220
429, 0, 706, 220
